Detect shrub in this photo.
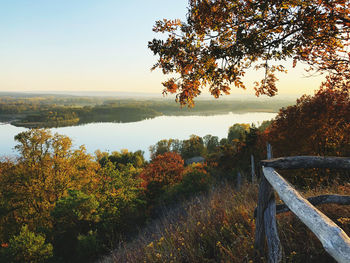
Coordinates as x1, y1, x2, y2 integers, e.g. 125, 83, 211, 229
76, 231, 101, 262
163, 163, 212, 202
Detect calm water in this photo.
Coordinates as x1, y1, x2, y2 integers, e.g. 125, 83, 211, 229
0, 112, 276, 159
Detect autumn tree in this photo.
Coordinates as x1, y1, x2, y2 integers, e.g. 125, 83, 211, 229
140, 152, 184, 199
0, 129, 98, 240
268, 86, 350, 157
149, 0, 350, 105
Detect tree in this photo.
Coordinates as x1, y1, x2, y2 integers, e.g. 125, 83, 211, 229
2, 225, 53, 263
51, 190, 99, 261
267, 85, 350, 157
181, 135, 205, 159
149, 139, 182, 159
97, 149, 145, 169
140, 152, 184, 199
149, 0, 350, 105
227, 123, 250, 144
0, 129, 98, 239
265, 85, 350, 186
203, 134, 219, 153
95, 162, 146, 245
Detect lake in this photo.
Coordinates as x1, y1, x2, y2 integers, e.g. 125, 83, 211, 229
0, 112, 276, 159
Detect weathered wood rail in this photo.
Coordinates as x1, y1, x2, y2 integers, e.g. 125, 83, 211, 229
261, 156, 350, 170
254, 146, 350, 263
254, 194, 350, 217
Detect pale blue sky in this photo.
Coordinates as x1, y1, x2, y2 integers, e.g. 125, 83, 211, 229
0, 0, 323, 97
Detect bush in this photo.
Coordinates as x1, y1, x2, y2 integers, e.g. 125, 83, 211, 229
163, 163, 212, 202
76, 231, 101, 262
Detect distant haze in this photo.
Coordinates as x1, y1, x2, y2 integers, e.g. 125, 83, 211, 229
0, 91, 299, 101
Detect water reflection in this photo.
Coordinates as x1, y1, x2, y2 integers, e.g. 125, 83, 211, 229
0, 112, 276, 159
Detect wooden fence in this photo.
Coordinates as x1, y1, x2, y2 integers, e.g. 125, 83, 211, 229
254, 145, 350, 263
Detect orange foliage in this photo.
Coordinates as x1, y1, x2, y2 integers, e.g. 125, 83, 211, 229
140, 152, 184, 189
267, 85, 350, 157
149, 0, 350, 105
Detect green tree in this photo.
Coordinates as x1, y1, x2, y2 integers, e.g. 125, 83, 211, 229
95, 162, 146, 248
98, 149, 145, 170
3, 225, 53, 263
181, 135, 205, 159
227, 123, 250, 144
258, 120, 272, 132
149, 0, 350, 105
149, 139, 182, 159
51, 190, 99, 261
203, 134, 219, 153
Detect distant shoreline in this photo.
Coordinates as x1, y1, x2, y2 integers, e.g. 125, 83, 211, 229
0, 94, 291, 128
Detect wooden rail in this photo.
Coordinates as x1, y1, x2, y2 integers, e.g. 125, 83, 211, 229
254, 194, 350, 217
261, 156, 350, 170
254, 146, 350, 263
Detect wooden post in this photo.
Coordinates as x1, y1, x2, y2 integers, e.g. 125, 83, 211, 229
236, 171, 241, 191
254, 175, 271, 253
251, 154, 256, 183
255, 143, 282, 262
267, 143, 273, 159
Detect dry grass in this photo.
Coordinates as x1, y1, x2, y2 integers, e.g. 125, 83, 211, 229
99, 182, 350, 263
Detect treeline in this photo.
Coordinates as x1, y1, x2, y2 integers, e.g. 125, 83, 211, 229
77, 106, 161, 124
0, 86, 348, 262
12, 106, 161, 128
105, 98, 293, 115
0, 94, 293, 128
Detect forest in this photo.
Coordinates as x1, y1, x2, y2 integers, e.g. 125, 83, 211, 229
0, 86, 349, 262
0, 94, 292, 128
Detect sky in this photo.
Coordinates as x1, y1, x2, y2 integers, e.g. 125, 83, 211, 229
0, 0, 325, 98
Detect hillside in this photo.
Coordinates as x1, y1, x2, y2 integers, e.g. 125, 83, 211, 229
103, 183, 350, 263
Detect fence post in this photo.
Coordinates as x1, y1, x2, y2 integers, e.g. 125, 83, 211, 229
267, 143, 273, 159
251, 154, 256, 183
255, 143, 282, 262
236, 171, 242, 191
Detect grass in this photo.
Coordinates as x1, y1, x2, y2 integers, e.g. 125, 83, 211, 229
99, 181, 350, 263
